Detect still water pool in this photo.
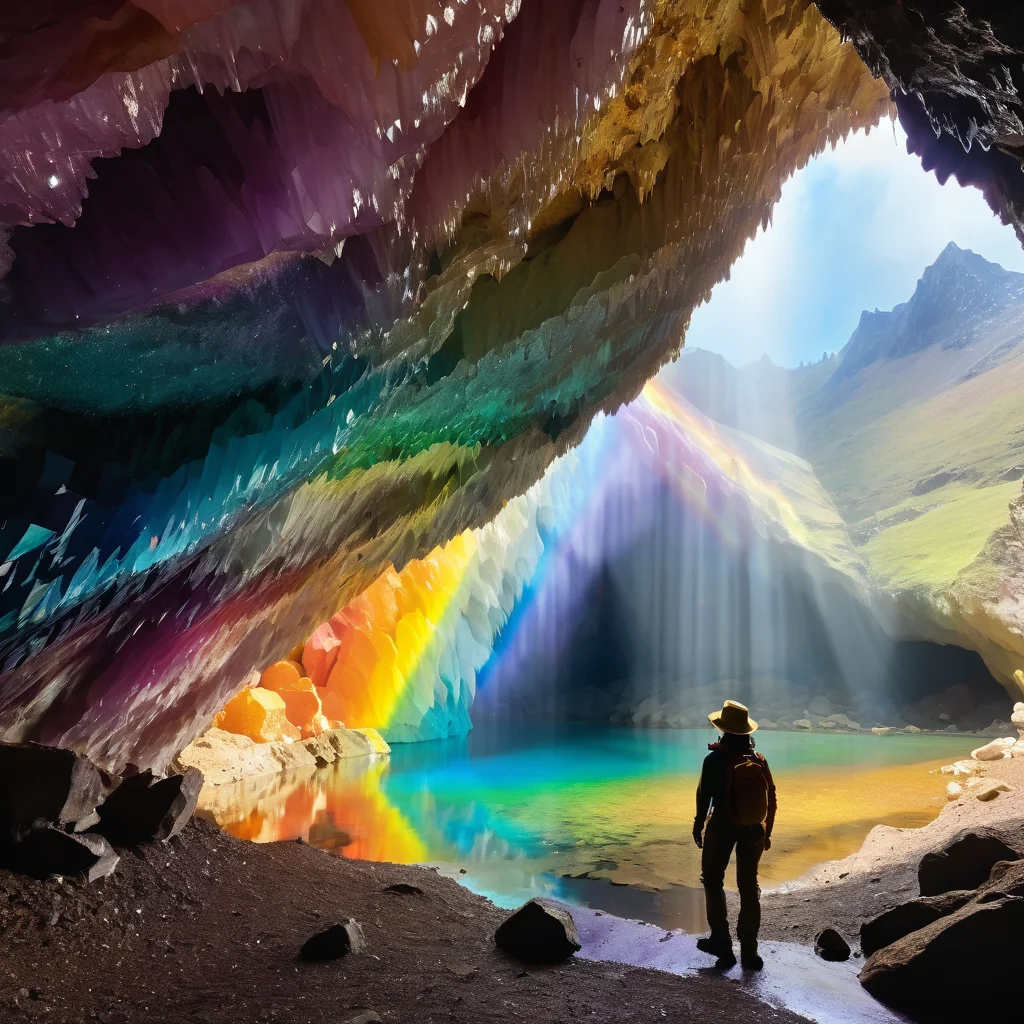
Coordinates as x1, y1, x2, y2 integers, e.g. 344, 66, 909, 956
199, 724, 974, 930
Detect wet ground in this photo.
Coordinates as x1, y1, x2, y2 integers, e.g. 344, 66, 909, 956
574, 905, 912, 1024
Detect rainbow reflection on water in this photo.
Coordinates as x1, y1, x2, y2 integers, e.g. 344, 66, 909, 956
200, 726, 973, 929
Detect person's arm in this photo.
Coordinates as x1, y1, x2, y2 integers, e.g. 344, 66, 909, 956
693, 756, 713, 847
762, 756, 777, 848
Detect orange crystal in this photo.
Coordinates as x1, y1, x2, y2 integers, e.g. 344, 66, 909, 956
259, 659, 304, 692
218, 686, 299, 743
278, 677, 326, 738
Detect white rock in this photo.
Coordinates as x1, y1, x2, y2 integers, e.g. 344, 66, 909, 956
905, 725, 922, 734
971, 737, 1016, 761
1012, 702, 1024, 739
975, 780, 1014, 802
941, 764, 956, 774
793, 719, 812, 730
953, 759, 981, 775
946, 782, 963, 801
1013, 740, 1024, 758
965, 777, 986, 790
871, 726, 893, 737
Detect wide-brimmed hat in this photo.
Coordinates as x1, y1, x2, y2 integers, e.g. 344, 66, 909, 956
708, 699, 757, 734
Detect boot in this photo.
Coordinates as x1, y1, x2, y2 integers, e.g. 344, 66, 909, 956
741, 943, 764, 971
697, 933, 736, 969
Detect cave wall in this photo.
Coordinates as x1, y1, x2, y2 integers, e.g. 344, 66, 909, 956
0, 1, 891, 770
816, 2, 1024, 242
5, 0, 1024, 768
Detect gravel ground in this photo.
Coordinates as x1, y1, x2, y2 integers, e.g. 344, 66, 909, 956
0, 818, 807, 1024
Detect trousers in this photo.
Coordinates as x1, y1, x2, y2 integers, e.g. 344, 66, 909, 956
700, 815, 765, 947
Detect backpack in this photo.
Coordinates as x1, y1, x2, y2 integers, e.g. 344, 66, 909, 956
723, 752, 770, 826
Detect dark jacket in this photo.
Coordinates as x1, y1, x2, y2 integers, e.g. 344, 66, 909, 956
694, 745, 777, 837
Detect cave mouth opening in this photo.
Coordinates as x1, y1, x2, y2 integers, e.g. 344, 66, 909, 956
190, 113, 1024, 939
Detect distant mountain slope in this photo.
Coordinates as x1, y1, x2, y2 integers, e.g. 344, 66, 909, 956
832, 243, 1024, 380
665, 243, 1024, 692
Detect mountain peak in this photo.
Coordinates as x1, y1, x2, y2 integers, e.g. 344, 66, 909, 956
832, 244, 1024, 380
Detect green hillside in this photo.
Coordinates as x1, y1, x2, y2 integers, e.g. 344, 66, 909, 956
671, 243, 1024, 597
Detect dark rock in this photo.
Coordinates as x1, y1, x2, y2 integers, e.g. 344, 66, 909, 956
814, 2, 1024, 249
341, 1014, 381, 1024
814, 928, 850, 962
0, 742, 106, 828
383, 882, 423, 896
95, 768, 202, 846
495, 899, 581, 964
918, 826, 1022, 896
14, 826, 119, 882
860, 890, 975, 956
860, 884, 1024, 1014
300, 920, 366, 962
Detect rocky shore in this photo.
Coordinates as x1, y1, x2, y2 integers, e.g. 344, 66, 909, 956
760, 753, 1024, 943
753, 729, 1024, 1018
176, 725, 391, 787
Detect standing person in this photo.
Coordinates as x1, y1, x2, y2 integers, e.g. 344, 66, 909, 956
692, 699, 776, 970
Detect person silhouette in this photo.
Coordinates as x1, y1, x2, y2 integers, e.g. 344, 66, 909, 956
692, 700, 776, 970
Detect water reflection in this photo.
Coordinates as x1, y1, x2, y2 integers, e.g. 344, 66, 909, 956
199, 724, 973, 927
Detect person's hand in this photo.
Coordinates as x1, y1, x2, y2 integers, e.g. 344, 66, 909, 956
764, 835, 772, 851
692, 828, 703, 850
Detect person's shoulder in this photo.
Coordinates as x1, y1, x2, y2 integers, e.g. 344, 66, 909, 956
702, 748, 724, 765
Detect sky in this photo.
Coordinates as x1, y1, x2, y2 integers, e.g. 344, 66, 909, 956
684, 121, 1024, 368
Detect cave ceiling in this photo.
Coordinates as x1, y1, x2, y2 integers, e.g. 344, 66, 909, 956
0, 0, 1019, 770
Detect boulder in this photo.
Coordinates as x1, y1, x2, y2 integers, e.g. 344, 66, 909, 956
807, 696, 834, 716
341, 1014, 381, 1024
979, 719, 1013, 737
793, 719, 812, 730
945, 781, 962, 801
974, 779, 1014, 801
13, 826, 118, 882
918, 827, 1022, 896
814, 928, 850, 962
95, 768, 202, 846
860, 890, 975, 957
971, 736, 1015, 761
860, 872, 1024, 1014
495, 900, 581, 964
0, 742, 107, 828
300, 920, 366, 962
824, 713, 861, 730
